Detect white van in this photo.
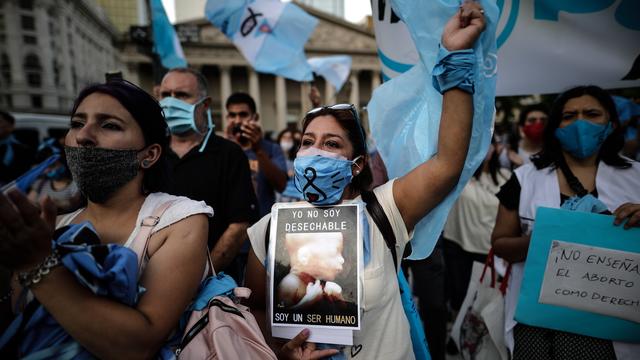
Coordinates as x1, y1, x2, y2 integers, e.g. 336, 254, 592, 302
11, 112, 70, 150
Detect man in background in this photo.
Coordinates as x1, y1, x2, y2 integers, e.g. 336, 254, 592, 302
158, 69, 258, 283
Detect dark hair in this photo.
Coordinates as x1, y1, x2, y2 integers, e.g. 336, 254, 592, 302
518, 103, 549, 127
301, 107, 373, 193
532, 85, 631, 170
508, 103, 549, 150
226, 92, 257, 114
276, 128, 301, 161
0, 110, 15, 125
165, 68, 209, 97
71, 79, 171, 193
474, 137, 505, 186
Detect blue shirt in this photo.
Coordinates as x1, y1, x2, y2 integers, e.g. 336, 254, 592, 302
244, 139, 288, 216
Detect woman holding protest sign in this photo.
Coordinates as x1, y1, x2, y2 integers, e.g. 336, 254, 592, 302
0, 80, 212, 358
244, 1, 488, 359
492, 85, 640, 359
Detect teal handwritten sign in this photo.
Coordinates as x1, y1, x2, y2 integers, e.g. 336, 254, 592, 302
516, 207, 640, 342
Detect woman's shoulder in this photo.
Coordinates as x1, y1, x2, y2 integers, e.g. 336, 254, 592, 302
144, 192, 213, 233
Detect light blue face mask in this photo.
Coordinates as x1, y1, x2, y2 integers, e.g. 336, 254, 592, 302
159, 97, 214, 152
554, 119, 613, 159
293, 148, 361, 205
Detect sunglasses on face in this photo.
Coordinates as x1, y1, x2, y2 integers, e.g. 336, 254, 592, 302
305, 104, 367, 151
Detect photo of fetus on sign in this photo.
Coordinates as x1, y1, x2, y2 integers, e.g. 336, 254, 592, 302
270, 203, 360, 329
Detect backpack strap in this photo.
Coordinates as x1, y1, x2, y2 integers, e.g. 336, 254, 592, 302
361, 190, 399, 272
130, 200, 176, 276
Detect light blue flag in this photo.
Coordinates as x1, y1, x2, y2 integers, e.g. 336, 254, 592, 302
151, 0, 187, 69
368, 0, 498, 259
1, 154, 60, 194
205, 0, 318, 82
307, 55, 352, 92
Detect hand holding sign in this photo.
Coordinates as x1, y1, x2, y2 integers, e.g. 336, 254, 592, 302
278, 328, 339, 360
614, 203, 640, 229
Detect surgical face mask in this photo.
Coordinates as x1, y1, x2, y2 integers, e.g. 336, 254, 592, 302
554, 119, 613, 159
522, 122, 545, 143
65, 146, 141, 203
280, 140, 294, 152
159, 97, 214, 152
293, 147, 361, 205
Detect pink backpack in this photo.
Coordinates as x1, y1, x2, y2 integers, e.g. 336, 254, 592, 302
175, 286, 276, 359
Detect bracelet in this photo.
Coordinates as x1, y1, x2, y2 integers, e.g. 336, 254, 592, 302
432, 45, 476, 95
18, 250, 61, 288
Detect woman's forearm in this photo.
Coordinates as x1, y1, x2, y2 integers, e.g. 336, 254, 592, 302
30, 267, 175, 359
492, 235, 530, 263
435, 88, 474, 177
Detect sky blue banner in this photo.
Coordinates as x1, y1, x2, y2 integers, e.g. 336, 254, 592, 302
515, 207, 640, 343
205, 0, 317, 82
373, 0, 640, 95
150, 0, 187, 69
367, 0, 498, 260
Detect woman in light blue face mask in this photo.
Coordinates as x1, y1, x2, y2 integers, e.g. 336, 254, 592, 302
243, 3, 492, 358
492, 85, 640, 359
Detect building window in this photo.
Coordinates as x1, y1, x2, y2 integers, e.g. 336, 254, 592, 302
53, 60, 60, 85
31, 95, 42, 108
21, 15, 35, 31
24, 54, 42, 87
19, 0, 34, 10
23, 35, 37, 44
1, 53, 10, 85
5, 95, 12, 108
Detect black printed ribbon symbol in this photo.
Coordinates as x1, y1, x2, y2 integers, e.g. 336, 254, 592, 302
240, 7, 263, 37
302, 167, 326, 202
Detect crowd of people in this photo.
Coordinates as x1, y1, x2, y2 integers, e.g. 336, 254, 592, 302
0, 1, 639, 359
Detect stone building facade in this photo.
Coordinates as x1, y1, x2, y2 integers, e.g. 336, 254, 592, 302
0, 0, 120, 113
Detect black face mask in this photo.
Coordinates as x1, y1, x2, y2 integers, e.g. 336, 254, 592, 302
65, 146, 141, 204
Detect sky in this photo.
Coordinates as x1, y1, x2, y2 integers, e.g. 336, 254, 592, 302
161, 0, 372, 24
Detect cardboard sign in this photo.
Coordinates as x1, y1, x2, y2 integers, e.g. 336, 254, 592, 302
539, 240, 640, 323
268, 203, 362, 345
516, 207, 640, 343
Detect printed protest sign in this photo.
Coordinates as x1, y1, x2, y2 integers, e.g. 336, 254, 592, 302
516, 207, 640, 343
539, 240, 640, 323
268, 203, 362, 345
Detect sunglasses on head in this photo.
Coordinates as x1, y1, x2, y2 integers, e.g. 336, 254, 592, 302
305, 104, 367, 151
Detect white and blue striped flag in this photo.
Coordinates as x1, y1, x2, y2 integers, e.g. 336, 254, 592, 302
205, 0, 318, 82
151, 0, 187, 69
308, 55, 352, 92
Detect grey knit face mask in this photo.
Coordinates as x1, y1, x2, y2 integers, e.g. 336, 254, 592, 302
65, 146, 141, 204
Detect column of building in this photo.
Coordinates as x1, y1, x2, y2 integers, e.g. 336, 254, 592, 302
57, 4, 75, 109
5, 1, 29, 108
34, 0, 58, 109
349, 70, 360, 109
275, 75, 287, 131
248, 68, 261, 113
219, 65, 231, 128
